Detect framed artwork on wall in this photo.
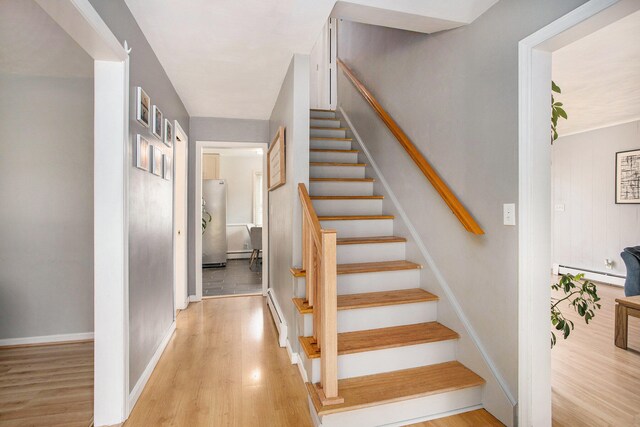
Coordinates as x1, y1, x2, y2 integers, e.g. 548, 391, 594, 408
136, 87, 150, 128
152, 105, 163, 140
136, 135, 150, 171
164, 118, 173, 147
151, 145, 163, 177
267, 126, 286, 191
163, 154, 172, 181
616, 149, 640, 204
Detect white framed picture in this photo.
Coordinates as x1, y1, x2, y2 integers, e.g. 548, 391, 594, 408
152, 105, 163, 140
616, 149, 640, 204
164, 118, 173, 147
136, 87, 150, 128
136, 134, 150, 170
151, 145, 163, 176
163, 154, 172, 181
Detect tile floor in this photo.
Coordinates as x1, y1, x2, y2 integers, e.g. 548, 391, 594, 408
202, 258, 262, 297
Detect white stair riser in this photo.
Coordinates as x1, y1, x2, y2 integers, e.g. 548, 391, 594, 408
310, 110, 336, 119
310, 139, 352, 150
311, 387, 483, 427
310, 127, 346, 138
294, 269, 421, 296
311, 119, 341, 128
337, 242, 406, 263
304, 339, 456, 383
310, 165, 365, 179
310, 151, 359, 163
310, 181, 373, 196
300, 301, 437, 334
320, 219, 393, 238
297, 308, 313, 336
312, 199, 383, 216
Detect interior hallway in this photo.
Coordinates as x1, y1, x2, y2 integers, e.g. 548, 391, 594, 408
552, 280, 640, 426
124, 296, 312, 426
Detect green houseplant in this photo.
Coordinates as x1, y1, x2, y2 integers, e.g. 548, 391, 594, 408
551, 273, 601, 348
551, 81, 568, 143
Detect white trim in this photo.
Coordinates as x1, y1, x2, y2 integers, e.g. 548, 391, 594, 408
517, 1, 640, 425
296, 352, 309, 382
341, 107, 516, 408
188, 295, 200, 303
557, 266, 625, 287
194, 141, 269, 300
559, 116, 640, 138
265, 288, 288, 348
285, 339, 298, 365
173, 121, 189, 312
128, 322, 176, 413
0, 332, 94, 347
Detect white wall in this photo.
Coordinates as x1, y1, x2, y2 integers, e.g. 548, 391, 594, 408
218, 154, 263, 255
552, 120, 640, 277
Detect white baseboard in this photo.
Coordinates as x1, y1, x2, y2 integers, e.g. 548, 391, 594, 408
557, 265, 625, 287
189, 294, 201, 303
266, 288, 287, 347
128, 321, 176, 414
0, 332, 94, 347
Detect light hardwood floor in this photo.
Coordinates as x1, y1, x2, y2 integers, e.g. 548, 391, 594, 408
408, 409, 503, 426
0, 341, 93, 427
552, 279, 640, 426
123, 296, 313, 426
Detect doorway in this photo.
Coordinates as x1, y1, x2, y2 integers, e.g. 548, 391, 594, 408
518, 0, 640, 425
174, 122, 188, 310
194, 141, 269, 299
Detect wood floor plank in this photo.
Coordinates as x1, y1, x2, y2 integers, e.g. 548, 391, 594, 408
308, 361, 484, 415
299, 322, 458, 359
408, 409, 504, 426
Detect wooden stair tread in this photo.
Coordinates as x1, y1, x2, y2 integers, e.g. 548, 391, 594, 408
290, 260, 422, 277
407, 409, 504, 426
310, 108, 336, 112
310, 178, 374, 182
307, 361, 484, 415
293, 288, 438, 315
310, 162, 366, 167
311, 195, 383, 200
319, 215, 394, 220
336, 236, 405, 244
300, 322, 457, 359
310, 137, 352, 141
310, 126, 348, 130
310, 149, 358, 153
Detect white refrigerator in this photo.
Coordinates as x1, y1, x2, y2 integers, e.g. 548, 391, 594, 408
202, 179, 227, 267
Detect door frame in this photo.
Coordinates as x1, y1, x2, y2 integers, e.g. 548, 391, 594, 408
35, 0, 131, 425
173, 121, 189, 311
518, 0, 640, 425
194, 141, 269, 301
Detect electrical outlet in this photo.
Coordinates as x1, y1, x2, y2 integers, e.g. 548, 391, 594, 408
503, 203, 516, 226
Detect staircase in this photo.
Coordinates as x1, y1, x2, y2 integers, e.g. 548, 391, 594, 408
291, 108, 487, 427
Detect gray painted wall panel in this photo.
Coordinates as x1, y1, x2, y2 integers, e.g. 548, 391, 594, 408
552, 121, 640, 277
337, 0, 588, 397
89, 0, 190, 390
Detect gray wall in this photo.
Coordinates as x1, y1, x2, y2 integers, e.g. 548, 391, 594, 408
89, 0, 190, 391
188, 117, 268, 294
337, 0, 588, 401
0, 0, 94, 340
268, 54, 310, 350
552, 121, 640, 277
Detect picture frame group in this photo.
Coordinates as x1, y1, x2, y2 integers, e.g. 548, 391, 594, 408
135, 86, 173, 181
135, 135, 172, 181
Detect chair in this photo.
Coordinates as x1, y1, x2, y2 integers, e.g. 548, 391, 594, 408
249, 226, 262, 270
621, 246, 640, 297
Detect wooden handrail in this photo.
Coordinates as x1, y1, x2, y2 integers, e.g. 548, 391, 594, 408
298, 183, 343, 406
337, 59, 485, 235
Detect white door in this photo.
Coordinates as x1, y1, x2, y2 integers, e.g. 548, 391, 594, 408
174, 122, 188, 310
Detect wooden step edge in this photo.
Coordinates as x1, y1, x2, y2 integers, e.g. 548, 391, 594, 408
299, 322, 459, 360
290, 267, 305, 277
310, 178, 375, 182
336, 236, 406, 245
310, 149, 358, 153
310, 126, 348, 131
310, 162, 366, 167
293, 289, 439, 315
311, 195, 384, 200
307, 362, 485, 416
319, 215, 394, 221
310, 108, 336, 112
290, 261, 422, 278
310, 137, 352, 141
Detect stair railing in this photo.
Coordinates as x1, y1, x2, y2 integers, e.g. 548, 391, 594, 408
337, 59, 484, 235
299, 183, 343, 405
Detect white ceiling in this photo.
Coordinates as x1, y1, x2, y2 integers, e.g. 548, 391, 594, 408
552, 9, 640, 137
125, 0, 498, 120
0, 0, 92, 78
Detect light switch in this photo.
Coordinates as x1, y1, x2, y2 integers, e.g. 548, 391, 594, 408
503, 203, 516, 226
